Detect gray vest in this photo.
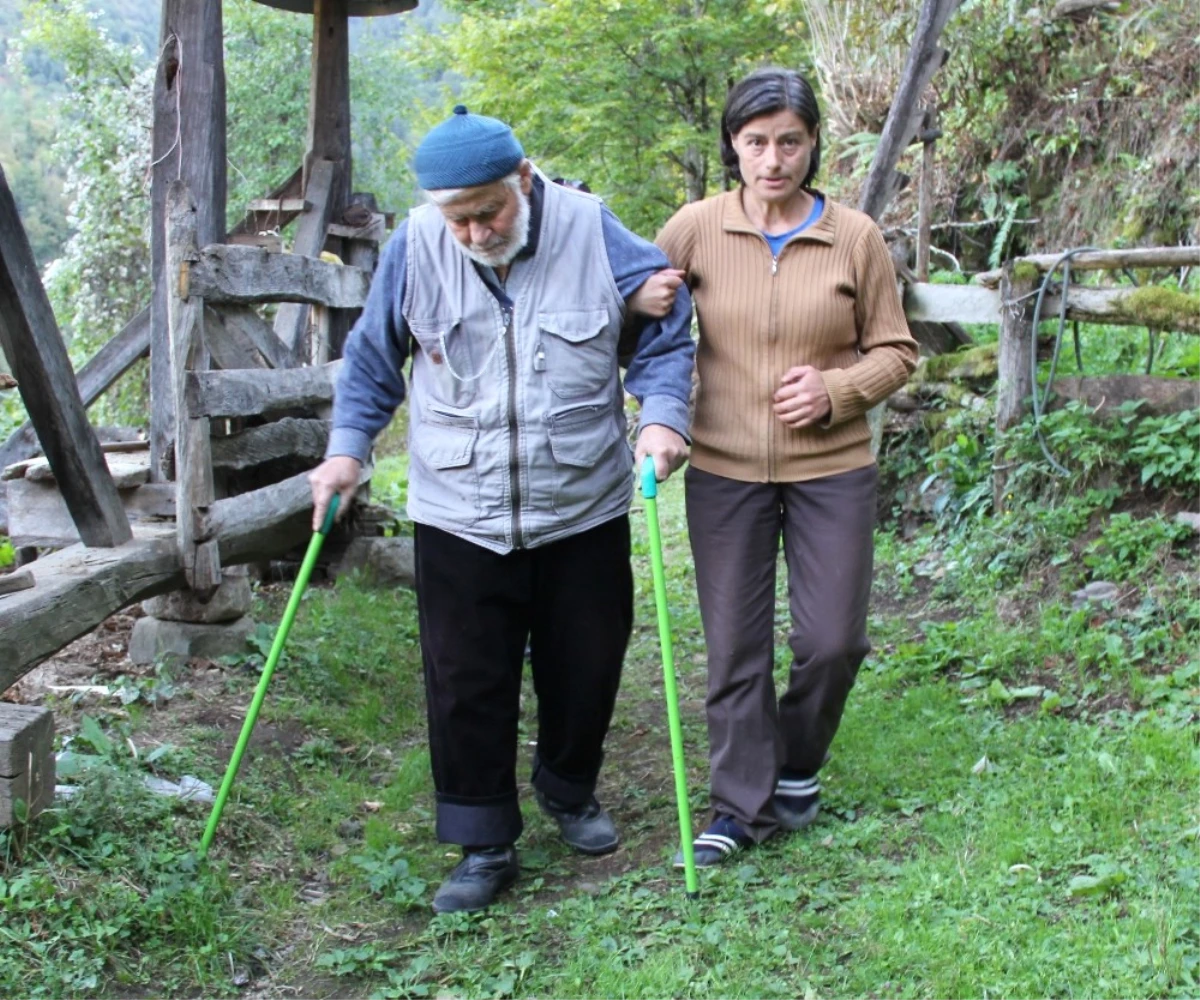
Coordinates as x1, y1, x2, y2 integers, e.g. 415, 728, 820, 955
403, 178, 630, 553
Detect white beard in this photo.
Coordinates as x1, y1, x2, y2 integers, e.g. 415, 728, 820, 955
457, 191, 532, 269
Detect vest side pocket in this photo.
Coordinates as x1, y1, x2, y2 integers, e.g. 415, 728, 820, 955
411, 410, 481, 527
538, 308, 615, 400
547, 403, 625, 522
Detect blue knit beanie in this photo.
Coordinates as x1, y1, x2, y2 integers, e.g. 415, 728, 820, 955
414, 105, 526, 191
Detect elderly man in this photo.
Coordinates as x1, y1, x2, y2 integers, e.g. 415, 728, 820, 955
309, 106, 694, 914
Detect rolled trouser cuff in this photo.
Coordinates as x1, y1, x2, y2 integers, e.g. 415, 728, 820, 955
530, 753, 597, 807
435, 794, 523, 847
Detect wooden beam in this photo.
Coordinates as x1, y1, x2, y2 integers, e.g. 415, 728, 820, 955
1015, 246, 1200, 273
859, 0, 962, 221
210, 417, 330, 472
916, 104, 937, 281
212, 304, 295, 369
0, 527, 183, 691
0, 305, 150, 473
0, 165, 132, 547
905, 284, 1001, 324
168, 183, 221, 595
0, 568, 35, 598
150, 1, 228, 483
246, 198, 310, 214
227, 167, 304, 246
204, 304, 269, 371
274, 158, 338, 353
187, 245, 370, 308
7, 479, 175, 549
1042, 287, 1200, 334
186, 360, 341, 418
19, 451, 148, 489
203, 464, 370, 565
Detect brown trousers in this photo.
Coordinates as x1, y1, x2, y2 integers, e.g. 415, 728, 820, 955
684, 463, 877, 841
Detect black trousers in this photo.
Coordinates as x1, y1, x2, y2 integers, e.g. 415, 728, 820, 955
414, 516, 633, 847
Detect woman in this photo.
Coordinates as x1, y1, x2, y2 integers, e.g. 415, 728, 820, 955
655, 68, 918, 865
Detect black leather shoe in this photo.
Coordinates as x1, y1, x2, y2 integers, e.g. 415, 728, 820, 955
431, 846, 519, 914
536, 791, 619, 855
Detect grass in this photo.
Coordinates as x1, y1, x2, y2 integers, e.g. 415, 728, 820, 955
2, 414, 1198, 997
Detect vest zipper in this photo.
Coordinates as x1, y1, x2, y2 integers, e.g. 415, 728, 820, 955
502, 305, 523, 547
771, 255, 778, 276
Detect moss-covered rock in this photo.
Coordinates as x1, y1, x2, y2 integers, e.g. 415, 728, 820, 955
918, 342, 999, 384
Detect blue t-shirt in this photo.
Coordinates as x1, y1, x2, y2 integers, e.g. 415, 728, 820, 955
762, 195, 825, 257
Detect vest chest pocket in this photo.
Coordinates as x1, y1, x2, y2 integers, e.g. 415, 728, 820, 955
408, 318, 497, 409
538, 308, 615, 400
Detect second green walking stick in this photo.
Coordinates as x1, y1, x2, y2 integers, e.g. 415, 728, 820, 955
198, 494, 341, 858
641, 456, 699, 897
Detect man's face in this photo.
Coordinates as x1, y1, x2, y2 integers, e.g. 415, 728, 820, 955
437, 163, 534, 268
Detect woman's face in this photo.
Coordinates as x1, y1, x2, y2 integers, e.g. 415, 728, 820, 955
731, 109, 818, 207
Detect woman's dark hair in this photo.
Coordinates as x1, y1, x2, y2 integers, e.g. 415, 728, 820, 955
720, 68, 822, 189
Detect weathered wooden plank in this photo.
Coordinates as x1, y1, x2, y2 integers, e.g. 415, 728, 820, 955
151, 2, 227, 483
22, 451, 149, 489
0, 165, 132, 547
916, 104, 937, 281
214, 305, 295, 369
246, 198, 309, 213
859, 0, 962, 221
168, 183, 221, 595
0, 306, 150, 475
187, 359, 341, 419
0, 527, 183, 691
1042, 288, 1200, 334
906, 284, 1001, 324
187, 245, 370, 308
210, 417, 330, 472
7, 479, 174, 548
1047, 375, 1199, 416
0, 568, 35, 597
1022, 247, 1200, 272
308, 0, 353, 211
227, 167, 304, 243
0, 703, 54, 827
274, 158, 338, 353
204, 304, 269, 371
203, 464, 370, 565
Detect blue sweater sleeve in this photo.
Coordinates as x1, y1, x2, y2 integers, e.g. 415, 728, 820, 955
326, 221, 411, 463
599, 205, 695, 440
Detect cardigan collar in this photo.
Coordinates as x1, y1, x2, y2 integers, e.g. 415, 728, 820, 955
720, 187, 837, 247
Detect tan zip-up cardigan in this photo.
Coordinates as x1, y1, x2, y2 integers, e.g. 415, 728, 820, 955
656, 190, 918, 483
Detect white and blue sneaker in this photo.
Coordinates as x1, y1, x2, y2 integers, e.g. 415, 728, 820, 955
674, 814, 754, 868
774, 772, 820, 831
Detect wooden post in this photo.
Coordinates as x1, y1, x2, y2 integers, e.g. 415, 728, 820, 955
916, 104, 939, 281
0, 705, 54, 827
859, 0, 961, 221
167, 182, 221, 596
308, 0, 353, 360
150, 0, 227, 482
993, 260, 1037, 510
0, 165, 132, 547
274, 158, 338, 354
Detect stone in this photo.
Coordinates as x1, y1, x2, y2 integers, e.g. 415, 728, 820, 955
128, 615, 256, 664
1174, 511, 1200, 534
1071, 580, 1120, 609
333, 536, 414, 587
142, 564, 251, 623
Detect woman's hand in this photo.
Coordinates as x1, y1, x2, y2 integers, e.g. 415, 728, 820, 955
628, 268, 685, 318
773, 365, 831, 428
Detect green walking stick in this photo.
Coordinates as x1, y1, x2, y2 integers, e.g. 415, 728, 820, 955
641, 456, 699, 898
198, 494, 341, 858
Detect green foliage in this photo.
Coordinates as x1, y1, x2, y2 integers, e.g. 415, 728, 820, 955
1126, 410, 1200, 491
350, 844, 426, 906
402, 0, 805, 233
1082, 512, 1192, 583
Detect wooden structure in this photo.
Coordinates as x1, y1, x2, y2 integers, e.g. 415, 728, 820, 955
0, 0, 407, 715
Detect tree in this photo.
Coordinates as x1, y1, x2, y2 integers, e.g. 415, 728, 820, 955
404, 0, 807, 235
